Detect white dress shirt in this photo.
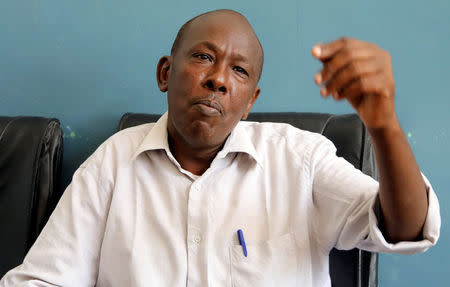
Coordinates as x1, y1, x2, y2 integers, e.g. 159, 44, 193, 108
0, 112, 440, 287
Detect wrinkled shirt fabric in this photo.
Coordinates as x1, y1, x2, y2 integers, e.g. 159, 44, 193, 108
1, 112, 440, 287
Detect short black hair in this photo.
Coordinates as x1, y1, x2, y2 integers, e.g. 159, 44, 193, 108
170, 9, 264, 81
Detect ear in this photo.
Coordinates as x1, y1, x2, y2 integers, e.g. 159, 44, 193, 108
241, 86, 261, 120
156, 56, 171, 92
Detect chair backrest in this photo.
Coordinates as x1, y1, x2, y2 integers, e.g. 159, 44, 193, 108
118, 112, 378, 287
0, 116, 63, 278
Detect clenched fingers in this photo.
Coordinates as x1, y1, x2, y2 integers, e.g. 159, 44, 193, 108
312, 37, 393, 100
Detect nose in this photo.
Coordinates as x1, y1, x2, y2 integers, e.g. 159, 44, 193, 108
203, 63, 228, 94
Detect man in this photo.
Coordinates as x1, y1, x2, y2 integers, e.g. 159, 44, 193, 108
0, 9, 440, 287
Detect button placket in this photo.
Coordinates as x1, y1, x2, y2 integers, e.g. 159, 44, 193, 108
186, 182, 206, 285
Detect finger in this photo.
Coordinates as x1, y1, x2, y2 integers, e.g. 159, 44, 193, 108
322, 58, 381, 98
312, 37, 369, 61
315, 48, 377, 87
337, 73, 392, 103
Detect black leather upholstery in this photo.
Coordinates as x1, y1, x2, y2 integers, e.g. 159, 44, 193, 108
118, 112, 378, 287
0, 116, 63, 278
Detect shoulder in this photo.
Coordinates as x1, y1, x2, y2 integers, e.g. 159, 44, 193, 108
238, 121, 331, 152
81, 123, 156, 170
236, 121, 338, 175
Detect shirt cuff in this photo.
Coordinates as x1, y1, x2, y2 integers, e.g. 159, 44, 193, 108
365, 173, 441, 254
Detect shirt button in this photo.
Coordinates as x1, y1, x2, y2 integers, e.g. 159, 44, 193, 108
193, 234, 202, 243
192, 183, 202, 191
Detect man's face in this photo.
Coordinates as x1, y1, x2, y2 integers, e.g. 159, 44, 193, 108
159, 12, 262, 150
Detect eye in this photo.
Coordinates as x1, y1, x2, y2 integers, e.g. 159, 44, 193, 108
233, 66, 249, 77
193, 53, 212, 62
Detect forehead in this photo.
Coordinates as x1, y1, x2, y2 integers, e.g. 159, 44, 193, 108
180, 13, 261, 65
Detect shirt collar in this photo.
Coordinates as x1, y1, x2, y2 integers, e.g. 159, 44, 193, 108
131, 112, 170, 160
132, 112, 262, 166
216, 122, 262, 166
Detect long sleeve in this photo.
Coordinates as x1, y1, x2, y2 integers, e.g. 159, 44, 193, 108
310, 137, 440, 254
0, 163, 112, 287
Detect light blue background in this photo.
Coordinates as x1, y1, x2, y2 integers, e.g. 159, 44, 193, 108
1, 0, 448, 285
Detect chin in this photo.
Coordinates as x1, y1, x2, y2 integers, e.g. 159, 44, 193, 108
187, 121, 221, 145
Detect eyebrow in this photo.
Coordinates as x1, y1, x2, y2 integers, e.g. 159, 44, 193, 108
190, 41, 250, 65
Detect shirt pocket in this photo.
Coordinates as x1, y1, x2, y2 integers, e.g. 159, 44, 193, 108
229, 232, 298, 287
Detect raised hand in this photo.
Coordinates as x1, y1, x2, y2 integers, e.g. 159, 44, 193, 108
312, 37, 396, 130
312, 37, 429, 242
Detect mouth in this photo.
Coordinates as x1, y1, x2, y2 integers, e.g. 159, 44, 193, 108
193, 99, 223, 117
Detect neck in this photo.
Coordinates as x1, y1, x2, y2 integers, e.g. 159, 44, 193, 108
168, 130, 225, 176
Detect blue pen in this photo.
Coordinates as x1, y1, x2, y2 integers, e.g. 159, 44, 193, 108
237, 229, 247, 257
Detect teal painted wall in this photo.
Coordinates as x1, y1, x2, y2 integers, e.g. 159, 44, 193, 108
1, 0, 448, 285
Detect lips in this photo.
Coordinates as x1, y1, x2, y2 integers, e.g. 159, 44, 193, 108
193, 99, 223, 116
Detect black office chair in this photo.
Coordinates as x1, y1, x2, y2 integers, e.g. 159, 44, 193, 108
0, 116, 63, 278
118, 112, 378, 287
